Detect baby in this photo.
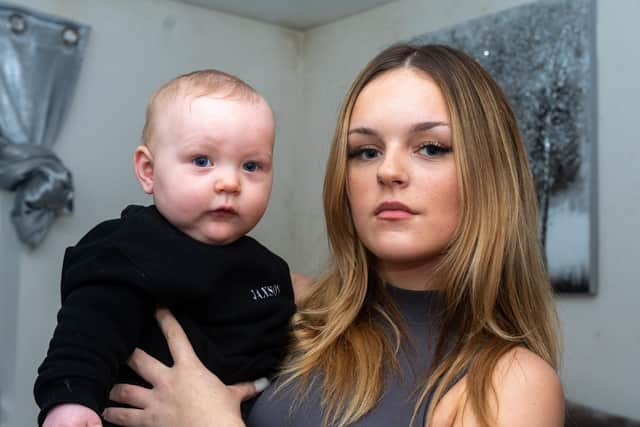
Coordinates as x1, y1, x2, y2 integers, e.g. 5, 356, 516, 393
34, 70, 295, 427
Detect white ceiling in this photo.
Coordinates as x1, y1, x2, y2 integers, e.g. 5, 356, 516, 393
172, 0, 398, 30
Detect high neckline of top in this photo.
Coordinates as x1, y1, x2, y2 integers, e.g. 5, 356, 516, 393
386, 283, 442, 325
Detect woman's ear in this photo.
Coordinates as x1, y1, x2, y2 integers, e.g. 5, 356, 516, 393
133, 145, 155, 194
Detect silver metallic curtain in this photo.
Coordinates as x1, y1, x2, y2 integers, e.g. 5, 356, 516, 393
0, 3, 89, 248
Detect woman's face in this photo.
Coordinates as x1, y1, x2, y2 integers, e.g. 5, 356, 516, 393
346, 68, 459, 276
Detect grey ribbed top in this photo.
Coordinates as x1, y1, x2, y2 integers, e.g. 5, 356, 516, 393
247, 285, 442, 427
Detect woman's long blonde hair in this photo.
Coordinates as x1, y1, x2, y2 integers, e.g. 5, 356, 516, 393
279, 44, 559, 427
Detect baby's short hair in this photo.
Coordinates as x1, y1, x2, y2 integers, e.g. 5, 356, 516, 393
141, 69, 260, 146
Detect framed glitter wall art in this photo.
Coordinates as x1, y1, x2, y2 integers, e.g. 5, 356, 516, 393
411, 0, 597, 294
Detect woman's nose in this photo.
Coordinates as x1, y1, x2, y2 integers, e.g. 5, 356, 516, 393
376, 150, 408, 186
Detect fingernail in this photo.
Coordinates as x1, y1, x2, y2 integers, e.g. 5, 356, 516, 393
253, 377, 270, 393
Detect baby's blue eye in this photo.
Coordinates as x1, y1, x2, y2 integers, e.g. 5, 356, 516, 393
243, 161, 259, 172
192, 156, 212, 167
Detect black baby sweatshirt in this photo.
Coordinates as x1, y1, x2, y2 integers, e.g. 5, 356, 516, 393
34, 205, 295, 425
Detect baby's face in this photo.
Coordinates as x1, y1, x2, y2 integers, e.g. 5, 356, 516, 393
148, 95, 275, 245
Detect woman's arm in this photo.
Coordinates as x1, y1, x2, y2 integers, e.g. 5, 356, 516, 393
103, 308, 256, 427
434, 347, 564, 427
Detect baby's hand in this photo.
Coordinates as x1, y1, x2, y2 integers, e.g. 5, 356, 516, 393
43, 403, 102, 427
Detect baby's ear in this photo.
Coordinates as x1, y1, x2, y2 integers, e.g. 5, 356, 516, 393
133, 145, 154, 194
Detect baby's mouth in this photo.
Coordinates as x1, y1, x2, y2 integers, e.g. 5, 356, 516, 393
211, 206, 238, 216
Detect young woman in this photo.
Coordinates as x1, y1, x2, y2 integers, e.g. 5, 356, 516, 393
103, 44, 564, 427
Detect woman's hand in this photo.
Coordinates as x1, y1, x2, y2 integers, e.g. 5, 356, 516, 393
291, 272, 313, 304
102, 308, 258, 427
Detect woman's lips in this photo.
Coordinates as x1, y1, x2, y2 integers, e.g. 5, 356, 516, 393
374, 201, 415, 219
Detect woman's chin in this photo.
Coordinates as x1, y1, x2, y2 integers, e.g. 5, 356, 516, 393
369, 245, 444, 268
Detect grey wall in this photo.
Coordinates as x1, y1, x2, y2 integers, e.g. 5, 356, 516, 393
1, 0, 638, 424
559, 0, 640, 415
0, 193, 20, 423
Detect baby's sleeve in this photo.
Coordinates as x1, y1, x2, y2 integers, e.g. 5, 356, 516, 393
33, 245, 154, 426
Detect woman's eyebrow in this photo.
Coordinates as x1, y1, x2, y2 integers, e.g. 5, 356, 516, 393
410, 121, 449, 133
348, 126, 378, 136
348, 122, 449, 137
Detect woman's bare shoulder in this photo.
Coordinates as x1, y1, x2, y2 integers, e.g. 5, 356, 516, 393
492, 347, 564, 426
433, 347, 564, 427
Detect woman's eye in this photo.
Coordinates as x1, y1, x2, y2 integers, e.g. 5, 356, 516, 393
192, 156, 212, 167
418, 143, 451, 157
243, 161, 259, 172
348, 147, 381, 160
